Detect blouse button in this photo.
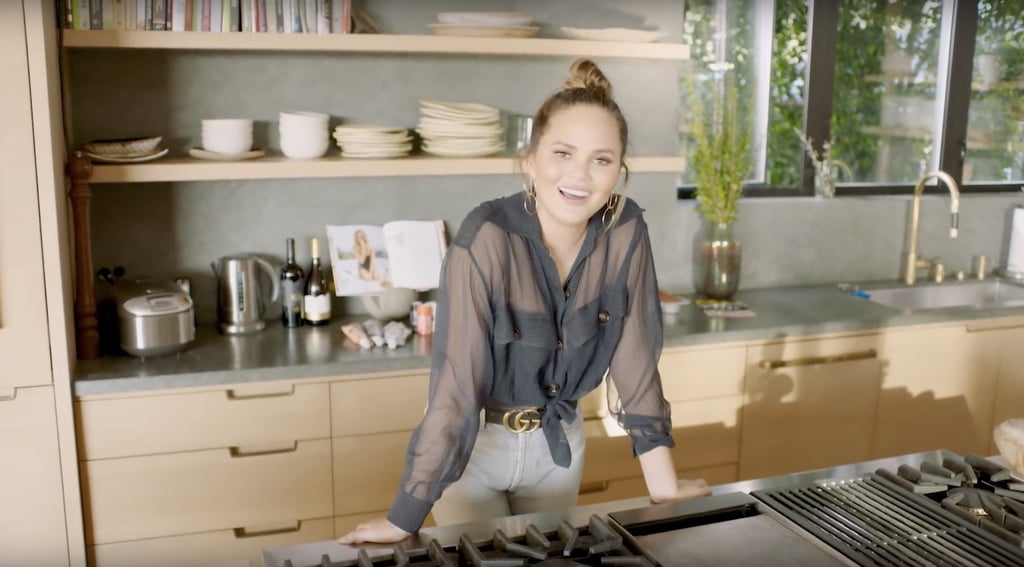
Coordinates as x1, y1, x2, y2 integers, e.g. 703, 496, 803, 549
513, 328, 521, 340
598, 310, 610, 324
546, 383, 561, 395
564, 288, 571, 299
556, 339, 564, 350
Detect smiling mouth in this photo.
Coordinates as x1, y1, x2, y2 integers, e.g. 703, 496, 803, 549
558, 186, 590, 200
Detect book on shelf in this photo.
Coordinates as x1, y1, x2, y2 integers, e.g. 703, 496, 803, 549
64, 0, 352, 33
325, 220, 448, 296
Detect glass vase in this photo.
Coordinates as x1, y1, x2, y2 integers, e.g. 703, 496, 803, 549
694, 221, 742, 300
814, 161, 837, 198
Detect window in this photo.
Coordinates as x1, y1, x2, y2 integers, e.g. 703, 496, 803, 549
678, 0, 1024, 197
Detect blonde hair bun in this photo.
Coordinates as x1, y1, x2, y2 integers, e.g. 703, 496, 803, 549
562, 58, 614, 99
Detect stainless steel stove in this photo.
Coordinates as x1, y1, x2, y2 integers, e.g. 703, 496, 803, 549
263, 451, 1024, 567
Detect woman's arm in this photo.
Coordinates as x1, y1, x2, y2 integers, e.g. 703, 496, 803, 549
638, 446, 711, 503
606, 217, 710, 502
340, 244, 494, 543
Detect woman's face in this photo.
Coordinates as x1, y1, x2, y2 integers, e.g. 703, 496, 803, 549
525, 104, 623, 234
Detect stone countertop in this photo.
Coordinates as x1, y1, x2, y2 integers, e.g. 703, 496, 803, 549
73, 281, 1024, 397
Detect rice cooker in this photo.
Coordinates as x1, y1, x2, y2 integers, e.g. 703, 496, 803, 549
115, 279, 195, 357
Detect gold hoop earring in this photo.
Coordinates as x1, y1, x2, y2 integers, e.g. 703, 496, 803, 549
601, 191, 621, 228
522, 180, 536, 215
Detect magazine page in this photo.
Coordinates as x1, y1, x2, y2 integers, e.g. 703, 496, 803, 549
382, 220, 448, 291
325, 224, 392, 296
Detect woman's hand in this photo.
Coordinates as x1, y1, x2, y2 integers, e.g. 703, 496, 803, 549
337, 517, 411, 545
651, 477, 712, 505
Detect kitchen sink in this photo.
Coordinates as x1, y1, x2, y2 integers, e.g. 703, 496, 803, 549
852, 277, 1024, 311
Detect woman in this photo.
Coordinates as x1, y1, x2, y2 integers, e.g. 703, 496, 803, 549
352, 229, 381, 283
340, 58, 710, 545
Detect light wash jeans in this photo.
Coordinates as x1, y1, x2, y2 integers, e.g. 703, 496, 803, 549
432, 412, 587, 525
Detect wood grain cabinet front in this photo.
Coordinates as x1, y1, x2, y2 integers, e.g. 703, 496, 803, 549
991, 324, 1024, 455
740, 333, 885, 479
88, 518, 334, 567
80, 438, 333, 545
330, 373, 429, 436
76, 381, 330, 459
872, 323, 1001, 459
0, 386, 69, 566
333, 431, 413, 516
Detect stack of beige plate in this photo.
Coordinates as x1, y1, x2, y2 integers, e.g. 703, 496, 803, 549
429, 12, 539, 38
332, 125, 412, 158
416, 100, 505, 158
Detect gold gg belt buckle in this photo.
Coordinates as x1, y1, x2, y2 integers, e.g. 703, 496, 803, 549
502, 408, 542, 433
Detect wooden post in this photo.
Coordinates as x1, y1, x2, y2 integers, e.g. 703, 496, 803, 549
67, 151, 99, 360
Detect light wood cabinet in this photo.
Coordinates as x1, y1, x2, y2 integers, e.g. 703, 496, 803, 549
0, 386, 70, 566
739, 333, 884, 479
89, 518, 334, 567
873, 324, 1001, 459
581, 344, 745, 495
978, 320, 1024, 456
77, 381, 330, 459
0, 0, 51, 391
81, 438, 332, 545
331, 373, 428, 436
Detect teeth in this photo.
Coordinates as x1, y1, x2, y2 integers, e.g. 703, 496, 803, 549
559, 187, 589, 198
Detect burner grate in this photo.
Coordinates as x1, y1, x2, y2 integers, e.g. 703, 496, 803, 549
284, 515, 651, 567
754, 474, 1024, 567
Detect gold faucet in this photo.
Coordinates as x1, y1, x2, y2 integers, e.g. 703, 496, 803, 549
902, 170, 960, 285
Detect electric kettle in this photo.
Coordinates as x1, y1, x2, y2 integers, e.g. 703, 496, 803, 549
211, 254, 281, 335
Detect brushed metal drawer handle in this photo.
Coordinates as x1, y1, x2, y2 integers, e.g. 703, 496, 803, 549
233, 521, 301, 538
228, 442, 298, 458
0, 388, 16, 402
225, 385, 296, 400
758, 348, 878, 370
578, 481, 610, 495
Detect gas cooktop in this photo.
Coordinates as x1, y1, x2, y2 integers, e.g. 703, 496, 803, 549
264, 451, 1024, 567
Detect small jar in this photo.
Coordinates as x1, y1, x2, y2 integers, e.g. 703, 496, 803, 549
415, 303, 434, 336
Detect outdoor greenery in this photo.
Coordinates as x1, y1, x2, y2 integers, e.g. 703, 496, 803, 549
682, 0, 1024, 189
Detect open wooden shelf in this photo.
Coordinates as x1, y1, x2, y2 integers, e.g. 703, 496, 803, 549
61, 30, 691, 60
86, 154, 687, 184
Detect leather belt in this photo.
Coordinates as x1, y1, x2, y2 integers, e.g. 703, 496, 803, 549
484, 400, 577, 433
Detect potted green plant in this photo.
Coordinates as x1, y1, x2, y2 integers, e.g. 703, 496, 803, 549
686, 70, 753, 300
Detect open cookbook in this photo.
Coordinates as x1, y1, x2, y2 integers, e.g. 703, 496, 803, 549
325, 220, 448, 296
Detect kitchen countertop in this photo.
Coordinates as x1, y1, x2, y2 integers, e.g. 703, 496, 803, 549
263, 449, 990, 567
73, 281, 1024, 397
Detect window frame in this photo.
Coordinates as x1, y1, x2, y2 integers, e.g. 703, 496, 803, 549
677, 0, 1024, 200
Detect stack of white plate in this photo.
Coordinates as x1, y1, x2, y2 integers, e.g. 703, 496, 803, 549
332, 125, 412, 159
429, 12, 539, 38
417, 100, 505, 158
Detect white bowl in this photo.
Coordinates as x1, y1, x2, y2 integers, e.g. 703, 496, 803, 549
361, 288, 417, 320
994, 418, 1024, 477
201, 119, 253, 155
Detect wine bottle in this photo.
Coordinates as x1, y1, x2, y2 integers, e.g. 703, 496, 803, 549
280, 237, 305, 328
303, 237, 332, 326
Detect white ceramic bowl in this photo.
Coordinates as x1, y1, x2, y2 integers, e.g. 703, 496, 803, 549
201, 119, 253, 155
361, 288, 418, 321
994, 418, 1024, 477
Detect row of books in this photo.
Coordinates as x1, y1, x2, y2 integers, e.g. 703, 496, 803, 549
62, 0, 352, 34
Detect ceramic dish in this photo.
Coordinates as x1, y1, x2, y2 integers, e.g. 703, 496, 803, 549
560, 26, 664, 43
436, 12, 532, 26
188, 147, 266, 161
84, 136, 163, 156
428, 23, 540, 38
85, 147, 169, 163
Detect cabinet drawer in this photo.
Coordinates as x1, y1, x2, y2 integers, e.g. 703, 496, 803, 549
331, 374, 428, 436
88, 517, 333, 567
77, 382, 330, 460
82, 439, 332, 544
577, 463, 737, 506
581, 395, 741, 485
659, 345, 746, 401
333, 431, 412, 515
